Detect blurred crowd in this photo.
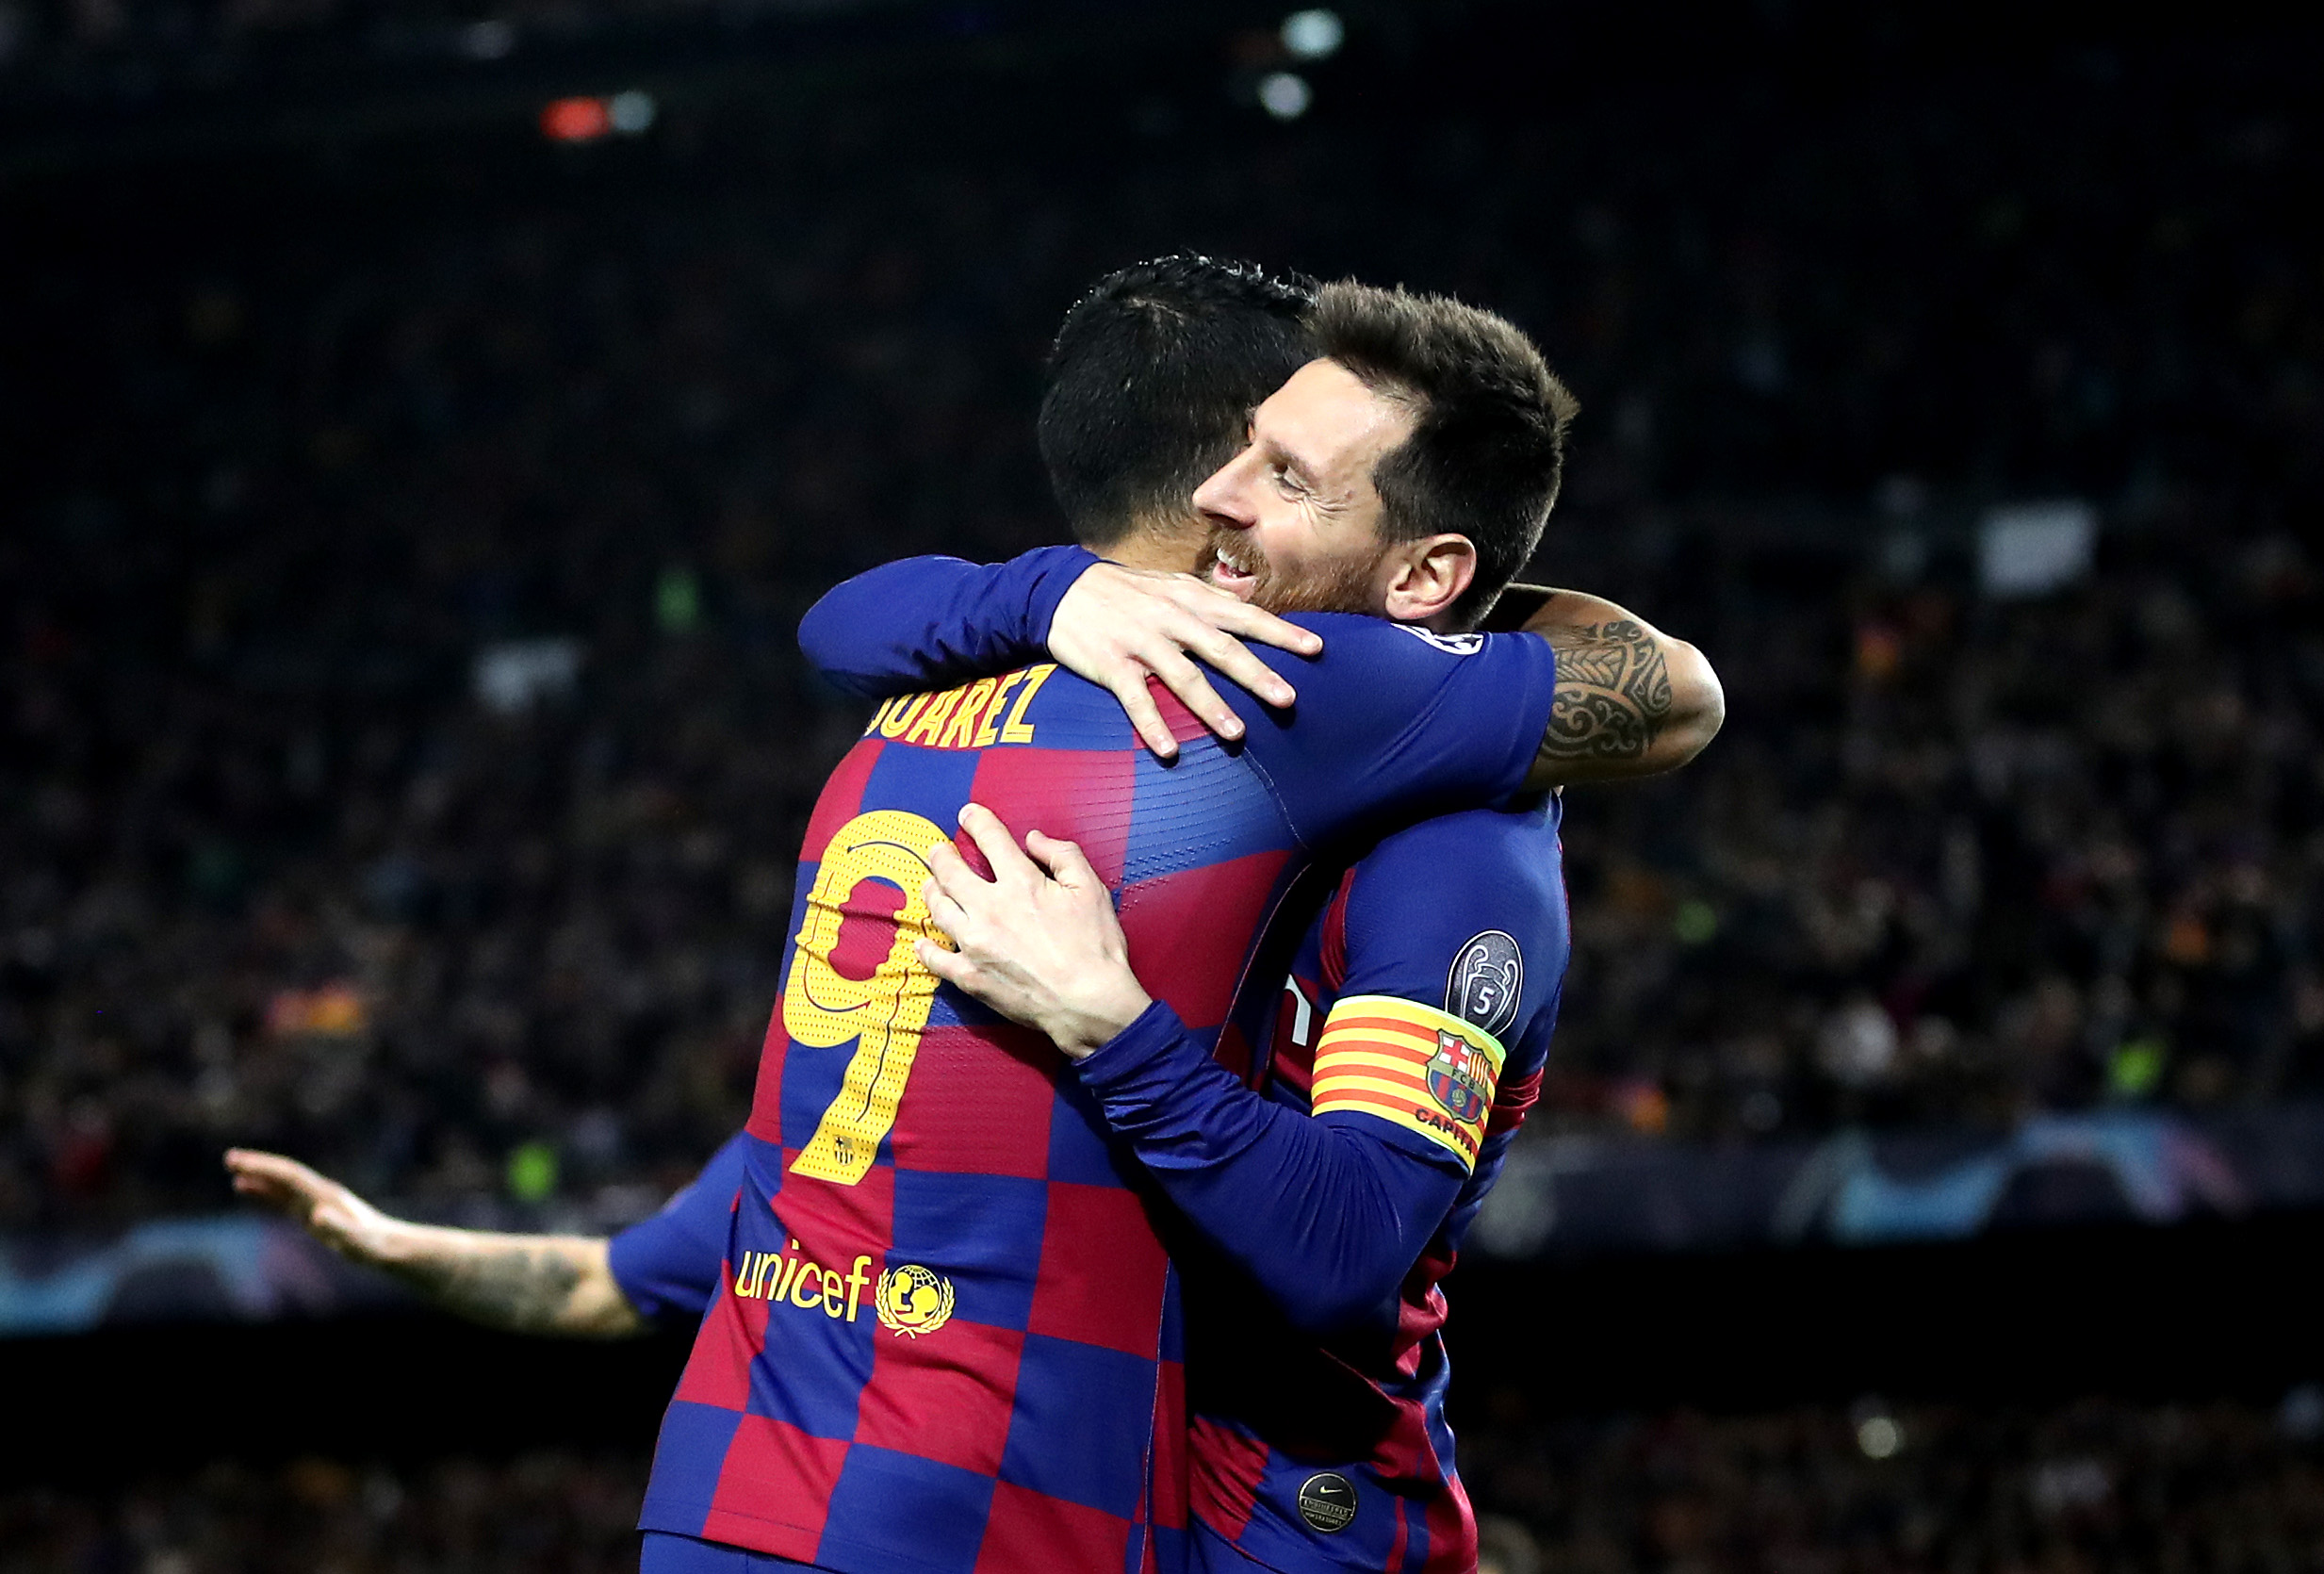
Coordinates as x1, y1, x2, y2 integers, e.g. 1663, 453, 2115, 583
1460, 1390, 2324, 1574
0, 1452, 645, 1574
2, 3, 2320, 1230
0, 0, 847, 78
8, 1393, 2323, 1572
1542, 520, 2324, 1144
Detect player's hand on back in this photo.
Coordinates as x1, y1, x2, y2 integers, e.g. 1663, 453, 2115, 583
225, 1148, 405, 1266
916, 803, 1154, 1059
1047, 561, 1322, 759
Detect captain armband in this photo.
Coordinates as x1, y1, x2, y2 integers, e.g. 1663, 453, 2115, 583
1308, 995, 1507, 1172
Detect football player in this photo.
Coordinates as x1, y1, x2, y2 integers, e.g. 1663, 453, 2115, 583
788, 272, 1718, 1573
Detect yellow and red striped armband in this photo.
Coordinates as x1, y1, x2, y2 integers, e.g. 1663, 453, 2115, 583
1308, 994, 1507, 1172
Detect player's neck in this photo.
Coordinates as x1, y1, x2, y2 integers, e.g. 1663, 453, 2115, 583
1102, 532, 1204, 575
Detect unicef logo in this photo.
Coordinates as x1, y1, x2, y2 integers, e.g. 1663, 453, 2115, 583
875, 1265, 956, 1337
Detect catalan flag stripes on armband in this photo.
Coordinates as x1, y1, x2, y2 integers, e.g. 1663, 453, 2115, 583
1308, 994, 1507, 1171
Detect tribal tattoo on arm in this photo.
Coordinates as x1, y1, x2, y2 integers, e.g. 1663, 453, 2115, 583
1538, 617, 1675, 769
1504, 584, 1720, 786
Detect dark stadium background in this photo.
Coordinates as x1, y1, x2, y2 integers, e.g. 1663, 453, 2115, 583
5, 0, 2323, 1567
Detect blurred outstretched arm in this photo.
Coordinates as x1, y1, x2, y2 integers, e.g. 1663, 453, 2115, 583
224, 1149, 645, 1339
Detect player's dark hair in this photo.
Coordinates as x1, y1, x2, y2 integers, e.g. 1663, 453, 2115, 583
1040, 254, 1317, 547
1307, 281, 1579, 629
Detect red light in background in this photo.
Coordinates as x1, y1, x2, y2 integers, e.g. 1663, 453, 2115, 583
542, 96, 613, 142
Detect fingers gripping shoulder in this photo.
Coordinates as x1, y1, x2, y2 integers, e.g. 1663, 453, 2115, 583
1309, 994, 1507, 1172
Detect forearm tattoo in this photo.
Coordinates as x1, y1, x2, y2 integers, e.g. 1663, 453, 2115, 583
398, 1239, 589, 1336
1541, 619, 1674, 762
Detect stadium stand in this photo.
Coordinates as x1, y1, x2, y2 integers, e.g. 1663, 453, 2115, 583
6, 2, 2321, 1566
4, 1, 2316, 1241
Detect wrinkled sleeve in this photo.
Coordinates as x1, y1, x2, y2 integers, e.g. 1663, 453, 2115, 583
606, 1132, 752, 1325
1078, 804, 1570, 1332
1075, 1001, 1468, 1334
1316, 809, 1568, 1251
1227, 618, 1561, 843
796, 545, 1099, 698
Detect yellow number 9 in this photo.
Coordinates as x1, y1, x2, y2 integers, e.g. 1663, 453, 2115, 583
783, 809, 954, 1185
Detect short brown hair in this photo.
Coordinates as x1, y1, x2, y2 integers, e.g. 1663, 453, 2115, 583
1307, 281, 1579, 627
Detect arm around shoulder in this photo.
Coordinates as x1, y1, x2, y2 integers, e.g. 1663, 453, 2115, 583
796, 547, 1098, 699
1508, 586, 1725, 788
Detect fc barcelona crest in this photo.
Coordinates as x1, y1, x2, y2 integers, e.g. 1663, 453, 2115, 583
1425, 1029, 1490, 1124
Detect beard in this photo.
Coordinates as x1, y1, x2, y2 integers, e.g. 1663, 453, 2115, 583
1203, 522, 1384, 616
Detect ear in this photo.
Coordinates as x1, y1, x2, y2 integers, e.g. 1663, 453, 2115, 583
1380, 534, 1478, 628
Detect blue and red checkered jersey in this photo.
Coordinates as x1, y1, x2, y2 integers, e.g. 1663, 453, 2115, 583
1176, 796, 1568, 1574
638, 551, 1561, 1574
610, 1134, 752, 1328
1064, 800, 1566, 1571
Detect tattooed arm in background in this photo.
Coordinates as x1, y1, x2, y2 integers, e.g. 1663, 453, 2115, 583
225, 1148, 645, 1338
1489, 585, 1725, 787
